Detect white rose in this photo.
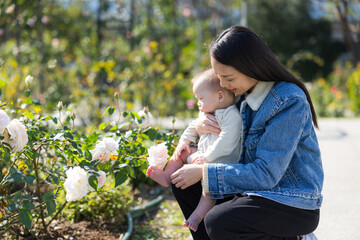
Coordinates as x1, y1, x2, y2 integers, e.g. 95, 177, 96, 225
3, 119, 28, 152
90, 138, 118, 162
0, 110, 10, 135
147, 142, 169, 169
90, 147, 110, 162
63, 166, 89, 201
88, 170, 106, 191
102, 138, 118, 152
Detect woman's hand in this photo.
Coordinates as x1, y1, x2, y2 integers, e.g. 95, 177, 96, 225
170, 164, 203, 189
196, 113, 221, 136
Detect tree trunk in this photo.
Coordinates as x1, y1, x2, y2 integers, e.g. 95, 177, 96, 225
96, 0, 103, 56
171, 0, 179, 76
129, 0, 136, 50
336, 0, 360, 65
37, 0, 46, 93
193, 0, 203, 73
14, 0, 21, 65
146, 0, 153, 35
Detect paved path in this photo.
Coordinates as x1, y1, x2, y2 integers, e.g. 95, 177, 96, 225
314, 118, 360, 239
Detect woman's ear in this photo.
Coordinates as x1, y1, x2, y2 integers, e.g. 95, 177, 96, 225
218, 90, 225, 103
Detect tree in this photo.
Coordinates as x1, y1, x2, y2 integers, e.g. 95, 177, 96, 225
248, 0, 345, 81
327, 0, 360, 65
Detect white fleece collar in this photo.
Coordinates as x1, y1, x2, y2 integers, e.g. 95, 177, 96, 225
245, 81, 274, 111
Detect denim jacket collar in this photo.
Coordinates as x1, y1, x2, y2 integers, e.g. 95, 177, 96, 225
245, 81, 274, 111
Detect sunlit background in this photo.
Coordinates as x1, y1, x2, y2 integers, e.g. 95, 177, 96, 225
1, 0, 359, 125
1, 1, 360, 239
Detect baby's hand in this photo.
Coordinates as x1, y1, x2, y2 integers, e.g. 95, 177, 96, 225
174, 139, 191, 161
192, 155, 208, 165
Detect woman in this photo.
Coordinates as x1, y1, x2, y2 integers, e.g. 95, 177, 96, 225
170, 26, 324, 240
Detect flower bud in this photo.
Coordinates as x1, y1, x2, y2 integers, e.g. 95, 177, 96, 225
25, 75, 33, 86
57, 101, 63, 111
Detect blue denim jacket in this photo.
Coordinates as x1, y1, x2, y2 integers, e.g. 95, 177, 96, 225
203, 81, 324, 210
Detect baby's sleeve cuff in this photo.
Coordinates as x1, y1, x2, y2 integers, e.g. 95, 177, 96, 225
202, 163, 209, 195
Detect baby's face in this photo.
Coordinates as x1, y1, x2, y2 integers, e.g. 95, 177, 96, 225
193, 83, 218, 114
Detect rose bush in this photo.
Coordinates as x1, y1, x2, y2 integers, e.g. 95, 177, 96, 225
0, 86, 177, 238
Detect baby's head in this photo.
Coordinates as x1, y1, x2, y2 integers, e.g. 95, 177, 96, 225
192, 68, 235, 114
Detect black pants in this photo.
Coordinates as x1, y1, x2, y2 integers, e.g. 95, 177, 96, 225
172, 182, 319, 240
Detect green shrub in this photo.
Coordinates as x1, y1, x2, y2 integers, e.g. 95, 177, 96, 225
0, 85, 176, 238
61, 180, 133, 224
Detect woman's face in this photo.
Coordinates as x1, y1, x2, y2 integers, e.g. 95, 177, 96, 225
211, 57, 258, 95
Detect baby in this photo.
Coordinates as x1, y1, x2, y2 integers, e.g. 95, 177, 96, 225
147, 68, 242, 232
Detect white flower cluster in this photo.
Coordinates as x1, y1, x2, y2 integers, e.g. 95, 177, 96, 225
90, 138, 119, 162
0, 110, 28, 153
147, 142, 169, 170
63, 166, 106, 202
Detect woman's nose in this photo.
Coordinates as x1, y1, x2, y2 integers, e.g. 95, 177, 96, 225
219, 80, 225, 88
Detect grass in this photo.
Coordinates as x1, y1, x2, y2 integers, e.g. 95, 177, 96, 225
130, 185, 191, 240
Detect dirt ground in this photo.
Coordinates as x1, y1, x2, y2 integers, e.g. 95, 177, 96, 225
14, 185, 188, 240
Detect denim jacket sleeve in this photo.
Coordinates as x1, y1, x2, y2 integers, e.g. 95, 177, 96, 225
204, 95, 310, 199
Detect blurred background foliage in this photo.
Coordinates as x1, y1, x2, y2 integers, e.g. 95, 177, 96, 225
0, 0, 359, 123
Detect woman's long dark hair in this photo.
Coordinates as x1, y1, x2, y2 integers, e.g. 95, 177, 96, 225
210, 26, 318, 128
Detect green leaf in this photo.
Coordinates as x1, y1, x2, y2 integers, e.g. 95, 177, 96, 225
87, 132, 98, 144
0, 77, 7, 88
25, 90, 31, 97
114, 171, 127, 187
7, 202, 20, 211
42, 191, 54, 202
64, 132, 73, 140
46, 199, 56, 215
23, 111, 34, 119
23, 175, 36, 184
19, 209, 32, 230
51, 175, 59, 184
85, 148, 92, 161
7, 172, 23, 182
88, 175, 98, 190
98, 122, 108, 131
23, 200, 35, 210
144, 128, 158, 141
3, 147, 10, 162
109, 125, 118, 131
108, 107, 115, 115
71, 141, 78, 149
24, 98, 32, 104
126, 165, 135, 178
52, 117, 58, 124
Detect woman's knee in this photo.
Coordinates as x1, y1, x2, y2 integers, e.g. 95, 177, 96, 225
204, 205, 228, 238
